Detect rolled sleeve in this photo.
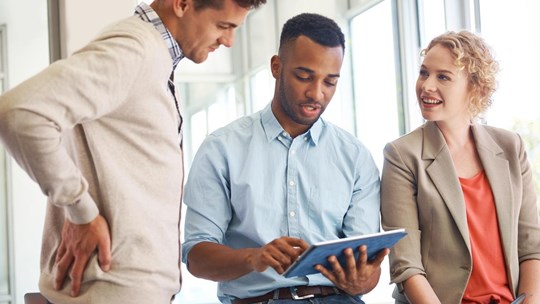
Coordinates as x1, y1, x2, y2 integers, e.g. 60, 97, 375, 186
343, 144, 381, 236
63, 191, 99, 224
181, 135, 232, 263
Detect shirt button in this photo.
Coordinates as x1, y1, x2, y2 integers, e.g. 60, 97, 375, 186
289, 180, 295, 186
289, 211, 296, 217
291, 149, 296, 155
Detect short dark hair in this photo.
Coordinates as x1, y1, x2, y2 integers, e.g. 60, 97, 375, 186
279, 13, 345, 52
193, 0, 266, 11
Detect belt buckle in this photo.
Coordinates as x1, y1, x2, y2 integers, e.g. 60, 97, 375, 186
290, 286, 315, 300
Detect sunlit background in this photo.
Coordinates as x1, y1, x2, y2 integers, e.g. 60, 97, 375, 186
0, 0, 538, 303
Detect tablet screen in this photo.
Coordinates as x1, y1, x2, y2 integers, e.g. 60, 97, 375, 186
283, 229, 407, 278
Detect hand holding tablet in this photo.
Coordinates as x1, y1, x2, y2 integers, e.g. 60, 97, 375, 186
283, 229, 407, 278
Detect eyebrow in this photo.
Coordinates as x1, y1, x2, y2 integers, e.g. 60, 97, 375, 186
218, 21, 239, 29
295, 67, 340, 78
420, 64, 455, 75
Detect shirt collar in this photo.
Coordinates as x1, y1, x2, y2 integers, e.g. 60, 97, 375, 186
260, 103, 323, 145
134, 2, 184, 69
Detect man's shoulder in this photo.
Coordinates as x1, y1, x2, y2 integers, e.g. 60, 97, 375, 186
386, 124, 425, 148
94, 16, 161, 44
207, 113, 260, 140
322, 120, 366, 149
73, 16, 167, 65
195, 114, 262, 160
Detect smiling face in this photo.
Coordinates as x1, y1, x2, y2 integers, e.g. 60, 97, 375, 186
174, 0, 249, 63
416, 43, 473, 125
271, 35, 344, 137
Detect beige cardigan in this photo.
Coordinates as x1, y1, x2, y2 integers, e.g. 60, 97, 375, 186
381, 121, 540, 303
0, 16, 183, 303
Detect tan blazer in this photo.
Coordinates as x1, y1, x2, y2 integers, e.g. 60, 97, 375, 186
380, 121, 540, 303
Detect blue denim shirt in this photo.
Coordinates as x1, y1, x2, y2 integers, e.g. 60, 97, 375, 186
182, 104, 381, 303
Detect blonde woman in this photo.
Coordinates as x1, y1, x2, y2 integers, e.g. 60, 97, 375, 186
380, 31, 540, 303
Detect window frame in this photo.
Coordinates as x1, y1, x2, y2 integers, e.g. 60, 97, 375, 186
0, 22, 15, 304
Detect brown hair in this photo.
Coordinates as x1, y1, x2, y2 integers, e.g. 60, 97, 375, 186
422, 31, 499, 117
193, 0, 266, 10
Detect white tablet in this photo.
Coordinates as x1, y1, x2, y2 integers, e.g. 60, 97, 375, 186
283, 229, 407, 278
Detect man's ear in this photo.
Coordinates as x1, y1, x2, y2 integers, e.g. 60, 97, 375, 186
172, 0, 190, 17
270, 55, 281, 79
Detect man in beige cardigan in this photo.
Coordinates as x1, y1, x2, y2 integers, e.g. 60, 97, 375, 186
0, 0, 265, 303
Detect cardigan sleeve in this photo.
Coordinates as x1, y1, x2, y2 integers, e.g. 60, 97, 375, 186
0, 22, 147, 224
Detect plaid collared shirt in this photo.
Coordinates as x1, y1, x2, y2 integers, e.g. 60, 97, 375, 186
135, 2, 184, 142
134, 2, 183, 69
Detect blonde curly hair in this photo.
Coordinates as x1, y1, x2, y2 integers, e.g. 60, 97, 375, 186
421, 31, 499, 118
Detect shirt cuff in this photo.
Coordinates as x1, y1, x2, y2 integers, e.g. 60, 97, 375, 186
63, 192, 99, 224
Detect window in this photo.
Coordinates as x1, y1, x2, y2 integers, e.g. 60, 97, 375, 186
408, 0, 448, 131
249, 68, 273, 113
478, 0, 540, 205
188, 110, 208, 163
208, 86, 237, 134
350, 0, 401, 169
0, 24, 6, 93
417, 0, 446, 46
0, 23, 14, 304
0, 148, 11, 304
348, 2, 403, 303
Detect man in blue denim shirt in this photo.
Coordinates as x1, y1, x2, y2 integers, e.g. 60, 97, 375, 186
182, 13, 388, 304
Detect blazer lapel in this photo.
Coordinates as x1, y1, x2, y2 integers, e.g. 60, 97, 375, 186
472, 124, 513, 257
423, 122, 471, 249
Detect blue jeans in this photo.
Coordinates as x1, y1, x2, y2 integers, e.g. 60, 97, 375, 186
259, 294, 365, 304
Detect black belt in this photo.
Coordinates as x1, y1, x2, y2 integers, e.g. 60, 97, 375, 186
233, 286, 343, 304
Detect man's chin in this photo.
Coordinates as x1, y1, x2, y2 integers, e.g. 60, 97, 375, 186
187, 53, 209, 64
294, 116, 319, 126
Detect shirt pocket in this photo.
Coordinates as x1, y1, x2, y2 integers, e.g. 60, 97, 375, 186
307, 186, 350, 240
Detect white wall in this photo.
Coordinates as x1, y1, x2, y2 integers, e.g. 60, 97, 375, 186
61, 0, 136, 56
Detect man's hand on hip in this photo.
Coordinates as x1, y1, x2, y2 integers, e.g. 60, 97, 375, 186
54, 214, 112, 297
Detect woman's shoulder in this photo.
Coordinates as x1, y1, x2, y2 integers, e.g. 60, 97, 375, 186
386, 124, 426, 150
475, 124, 522, 148
479, 123, 518, 137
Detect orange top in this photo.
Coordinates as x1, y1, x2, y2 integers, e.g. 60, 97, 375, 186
460, 171, 514, 304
